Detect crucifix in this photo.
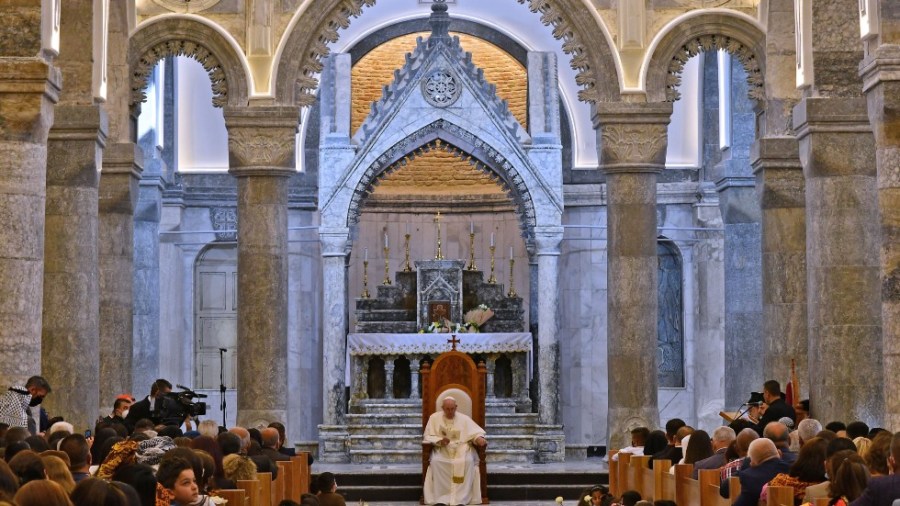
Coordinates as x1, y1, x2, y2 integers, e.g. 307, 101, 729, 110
447, 334, 460, 351
434, 211, 444, 260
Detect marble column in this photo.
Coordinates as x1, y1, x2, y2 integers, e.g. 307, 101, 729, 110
98, 143, 142, 403
794, 98, 883, 425
861, 46, 900, 428
320, 228, 349, 421
224, 107, 297, 427
409, 357, 420, 400
595, 102, 671, 449
41, 106, 106, 429
751, 138, 807, 388
384, 356, 395, 400
0, 48, 60, 387
535, 226, 563, 425
485, 355, 497, 399
319, 227, 350, 462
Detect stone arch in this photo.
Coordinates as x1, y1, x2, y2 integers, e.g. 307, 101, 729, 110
346, 120, 538, 243
129, 16, 251, 108
644, 10, 766, 103
272, 0, 621, 106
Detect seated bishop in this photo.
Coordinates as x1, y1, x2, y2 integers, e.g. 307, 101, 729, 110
423, 396, 487, 506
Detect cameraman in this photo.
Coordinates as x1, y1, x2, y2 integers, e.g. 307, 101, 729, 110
125, 379, 183, 431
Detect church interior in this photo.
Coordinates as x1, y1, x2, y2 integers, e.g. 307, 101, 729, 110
2, 0, 899, 491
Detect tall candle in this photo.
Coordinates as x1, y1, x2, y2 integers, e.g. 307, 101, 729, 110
406, 222, 410, 234
364, 248, 368, 261
384, 233, 388, 249
510, 247, 513, 259
490, 232, 495, 247
470, 221, 474, 234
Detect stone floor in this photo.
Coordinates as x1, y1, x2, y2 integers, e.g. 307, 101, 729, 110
315, 459, 610, 474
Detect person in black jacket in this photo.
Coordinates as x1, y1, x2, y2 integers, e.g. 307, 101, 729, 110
752, 380, 795, 436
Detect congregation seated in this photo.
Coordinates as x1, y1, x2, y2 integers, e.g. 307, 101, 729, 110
649, 418, 686, 469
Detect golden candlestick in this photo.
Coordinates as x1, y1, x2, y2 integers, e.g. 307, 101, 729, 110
361, 260, 371, 298
382, 246, 392, 285
507, 257, 517, 297
403, 233, 412, 272
466, 233, 478, 271
434, 211, 444, 260
487, 245, 497, 284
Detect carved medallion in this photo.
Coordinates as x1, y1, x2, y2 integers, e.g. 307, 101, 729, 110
150, 0, 222, 13
421, 69, 461, 108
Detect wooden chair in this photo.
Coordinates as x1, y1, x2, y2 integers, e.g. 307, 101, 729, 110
216, 489, 247, 506
256, 472, 273, 506
420, 339, 489, 504
236, 479, 261, 506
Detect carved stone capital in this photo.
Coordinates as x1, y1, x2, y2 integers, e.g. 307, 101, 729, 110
224, 106, 298, 175
860, 45, 900, 92
534, 226, 564, 256
594, 102, 672, 173
319, 227, 350, 257
751, 137, 804, 210
0, 59, 61, 142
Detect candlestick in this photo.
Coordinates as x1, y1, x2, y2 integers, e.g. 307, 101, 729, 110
466, 232, 478, 271
403, 233, 412, 272
361, 260, 371, 298
487, 245, 497, 284
383, 246, 392, 285
434, 211, 444, 260
507, 257, 517, 297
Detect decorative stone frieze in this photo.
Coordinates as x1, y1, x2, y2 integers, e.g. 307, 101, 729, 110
132, 40, 227, 107
665, 34, 764, 102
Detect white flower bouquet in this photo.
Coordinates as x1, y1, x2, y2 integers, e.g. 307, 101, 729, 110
462, 304, 494, 332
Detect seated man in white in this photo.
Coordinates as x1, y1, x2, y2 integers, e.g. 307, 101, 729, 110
423, 396, 487, 506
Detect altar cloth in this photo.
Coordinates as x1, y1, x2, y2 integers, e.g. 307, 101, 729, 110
348, 332, 532, 356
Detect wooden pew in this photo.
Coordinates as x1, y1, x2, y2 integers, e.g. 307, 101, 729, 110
631, 456, 652, 499
271, 466, 285, 504
216, 489, 247, 506
728, 476, 741, 505
699, 469, 730, 506
654, 460, 674, 501
609, 450, 619, 496
256, 472, 273, 506
237, 479, 261, 506
292, 452, 311, 495
766, 485, 794, 506
675, 464, 700, 506
618, 452, 632, 497
813, 498, 829, 506
277, 461, 295, 502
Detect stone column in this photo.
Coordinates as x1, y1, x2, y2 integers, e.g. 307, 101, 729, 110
751, 138, 807, 387
595, 102, 671, 449
224, 107, 297, 427
98, 143, 143, 403
0, 15, 61, 387
41, 106, 106, 429
383, 356, 395, 400
409, 357, 420, 400
861, 46, 900, 428
794, 98, 883, 425
319, 227, 350, 462
485, 355, 497, 399
534, 226, 563, 425
131, 165, 163, 395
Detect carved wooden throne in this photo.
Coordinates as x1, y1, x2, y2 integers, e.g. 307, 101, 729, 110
420, 337, 489, 504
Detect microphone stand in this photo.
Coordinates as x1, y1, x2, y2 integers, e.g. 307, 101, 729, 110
219, 348, 227, 427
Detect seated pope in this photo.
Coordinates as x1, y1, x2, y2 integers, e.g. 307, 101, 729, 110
423, 396, 488, 505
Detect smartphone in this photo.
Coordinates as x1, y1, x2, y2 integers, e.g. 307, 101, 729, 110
84, 429, 92, 438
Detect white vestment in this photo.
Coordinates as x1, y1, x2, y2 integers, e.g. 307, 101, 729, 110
422, 411, 486, 505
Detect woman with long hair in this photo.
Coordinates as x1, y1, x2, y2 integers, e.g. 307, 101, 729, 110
827, 450, 869, 506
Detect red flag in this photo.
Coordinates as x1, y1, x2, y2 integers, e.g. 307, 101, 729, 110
785, 359, 799, 406
785, 378, 794, 406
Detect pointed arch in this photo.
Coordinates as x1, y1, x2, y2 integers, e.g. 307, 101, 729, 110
346, 120, 537, 242
643, 10, 766, 103
272, 0, 620, 106
129, 15, 252, 108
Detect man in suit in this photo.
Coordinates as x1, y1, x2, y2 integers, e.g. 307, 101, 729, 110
753, 380, 796, 435
693, 426, 736, 478
851, 431, 900, 506
763, 421, 797, 465
733, 438, 790, 506
124, 379, 175, 430
650, 418, 686, 469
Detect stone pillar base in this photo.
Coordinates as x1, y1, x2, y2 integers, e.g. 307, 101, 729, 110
237, 409, 288, 430
318, 425, 350, 463
534, 426, 565, 463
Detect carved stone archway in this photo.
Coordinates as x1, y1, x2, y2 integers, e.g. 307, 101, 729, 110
645, 12, 766, 103
347, 119, 538, 243
129, 17, 251, 108
272, 0, 620, 106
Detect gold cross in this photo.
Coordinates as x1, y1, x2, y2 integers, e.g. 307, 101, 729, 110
447, 334, 460, 351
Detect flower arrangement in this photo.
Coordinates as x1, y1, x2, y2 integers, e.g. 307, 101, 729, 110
419, 304, 494, 333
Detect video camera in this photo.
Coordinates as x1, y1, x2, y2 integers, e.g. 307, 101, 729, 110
161, 385, 208, 424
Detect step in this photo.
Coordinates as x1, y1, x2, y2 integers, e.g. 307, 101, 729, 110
354, 401, 420, 415
484, 423, 537, 436
346, 413, 421, 425
349, 434, 537, 452
349, 449, 421, 464
486, 412, 539, 424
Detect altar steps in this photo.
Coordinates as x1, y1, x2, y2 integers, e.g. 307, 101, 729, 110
347, 399, 540, 465
330, 465, 609, 502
